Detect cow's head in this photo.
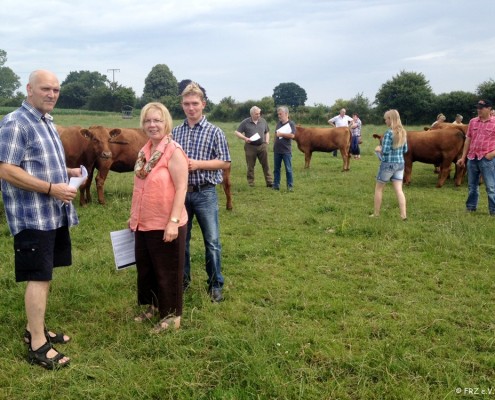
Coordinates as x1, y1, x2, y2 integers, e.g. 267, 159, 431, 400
372, 134, 383, 144
81, 126, 113, 160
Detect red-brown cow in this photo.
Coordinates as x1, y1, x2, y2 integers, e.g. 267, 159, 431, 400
93, 127, 147, 205
372, 126, 466, 187
294, 125, 351, 170
57, 125, 115, 206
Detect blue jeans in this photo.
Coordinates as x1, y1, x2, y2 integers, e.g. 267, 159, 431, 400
466, 158, 495, 214
184, 187, 224, 290
273, 152, 293, 189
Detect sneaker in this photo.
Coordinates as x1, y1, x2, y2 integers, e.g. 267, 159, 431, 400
209, 288, 224, 303
266, 183, 273, 188
272, 186, 280, 191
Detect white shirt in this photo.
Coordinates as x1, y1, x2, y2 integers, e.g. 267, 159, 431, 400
329, 114, 353, 127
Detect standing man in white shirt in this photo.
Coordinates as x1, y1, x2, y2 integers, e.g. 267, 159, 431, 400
329, 108, 353, 156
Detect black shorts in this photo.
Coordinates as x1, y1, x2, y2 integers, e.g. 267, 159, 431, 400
14, 227, 72, 282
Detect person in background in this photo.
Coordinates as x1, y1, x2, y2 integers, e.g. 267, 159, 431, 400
234, 106, 273, 187
273, 106, 296, 191
453, 114, 464, 125
431, 113, 446, 127
371, 109, 408, 221
491, 109, 495, 117
350, 113, 362, 159
0, 70, 83, 369
129, 102, 188, 332
329, 108, 353, 156
456, 100, 495, 215
173, 83, 231, 303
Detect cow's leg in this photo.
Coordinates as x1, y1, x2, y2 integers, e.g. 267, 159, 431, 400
85, 167, 93, 204
222, 167, 233, 211
95, 167, 109, 205
340, 147, 350, 171
404, 161, 413, 185
436, 161, 451, 187
454, 163, 466, 186
304, 152, 312, 169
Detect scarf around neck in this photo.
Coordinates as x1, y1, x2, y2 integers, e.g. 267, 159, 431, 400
134, 136, 171, 179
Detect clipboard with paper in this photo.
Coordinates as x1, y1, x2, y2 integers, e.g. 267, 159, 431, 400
110, 229, 136, 270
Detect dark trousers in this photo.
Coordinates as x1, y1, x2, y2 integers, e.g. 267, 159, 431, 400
244, 143, 273, 185
135, 227, 186, 318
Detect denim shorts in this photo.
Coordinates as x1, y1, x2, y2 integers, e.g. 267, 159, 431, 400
13, 226, 72, 282
376, 162, 404, 183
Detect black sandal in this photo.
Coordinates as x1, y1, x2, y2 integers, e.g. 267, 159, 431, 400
24, 328, 70, 345
27, 341, 70, 370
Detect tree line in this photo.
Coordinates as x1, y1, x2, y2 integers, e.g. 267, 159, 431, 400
0, 49, 494, 125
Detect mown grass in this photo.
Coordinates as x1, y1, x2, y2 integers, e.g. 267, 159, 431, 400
0, 115, 494, 400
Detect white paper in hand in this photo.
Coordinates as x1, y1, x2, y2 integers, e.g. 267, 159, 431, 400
249, 133, 261, 142
69, 165, 88, 189
276, 124, 292, 134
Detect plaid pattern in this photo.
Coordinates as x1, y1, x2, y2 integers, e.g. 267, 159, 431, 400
380, 129, 408, 163
172, 116, 231, 186
0, 101, 79, 235
466, 116, 495, 160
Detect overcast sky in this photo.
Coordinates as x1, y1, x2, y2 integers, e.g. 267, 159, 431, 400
2, 0, 494, 106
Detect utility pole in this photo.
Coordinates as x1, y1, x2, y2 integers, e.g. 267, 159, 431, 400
107, 68, 120, 89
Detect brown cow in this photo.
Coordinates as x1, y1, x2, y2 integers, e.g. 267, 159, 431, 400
90, 127, 234, 209
373, 126, 466, 187
57, 125, 115, 206
93, 127, 147, 205
294, 125, 351, 170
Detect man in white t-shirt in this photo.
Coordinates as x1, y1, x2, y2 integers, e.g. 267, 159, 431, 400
328, 108, 353, 156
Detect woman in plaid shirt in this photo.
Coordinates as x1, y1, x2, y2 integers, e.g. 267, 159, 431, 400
371, 109, 408, 221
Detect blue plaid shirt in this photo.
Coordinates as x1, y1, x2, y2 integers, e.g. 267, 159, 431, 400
172, 116, 231, 186
0, 101, 79, 235
381, 129, 408, 163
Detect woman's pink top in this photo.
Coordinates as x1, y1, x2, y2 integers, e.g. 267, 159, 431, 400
130, 138, 188, 231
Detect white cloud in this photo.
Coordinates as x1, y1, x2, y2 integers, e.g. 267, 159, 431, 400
2, 0, 494, 105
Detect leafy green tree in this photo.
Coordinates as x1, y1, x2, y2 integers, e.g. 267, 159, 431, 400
58, 82, 88, 109
0, 49, 21, 99
346, 93, 372, 123
272, 82, 307, 108
433, 91, 477, 122
209, 96, 238, 122
374, 71, 434, 124
476, 79, 495, 102
58, 70, 109, 109
87, 85, 136, 112
143, 64, 178, 102
160, 95, 182, 119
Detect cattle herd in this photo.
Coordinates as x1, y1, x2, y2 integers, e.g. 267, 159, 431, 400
57, 122, 467, 209
57, 125, 232, 209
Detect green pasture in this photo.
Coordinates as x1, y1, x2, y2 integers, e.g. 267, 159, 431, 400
0, 112, 494, 399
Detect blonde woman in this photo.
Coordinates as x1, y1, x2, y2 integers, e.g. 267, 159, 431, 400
129, 102, 189, 332
371, 109, 408, 220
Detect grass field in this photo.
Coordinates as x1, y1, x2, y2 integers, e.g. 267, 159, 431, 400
0, 112, 494, 399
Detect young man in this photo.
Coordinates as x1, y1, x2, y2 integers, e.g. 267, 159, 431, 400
0, 70, 83, 369
172, 83, 231, 302
457, 99, 495, 215
234, 106, 273, 187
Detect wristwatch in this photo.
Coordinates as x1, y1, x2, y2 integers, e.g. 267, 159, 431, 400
170, 217, 180, 223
